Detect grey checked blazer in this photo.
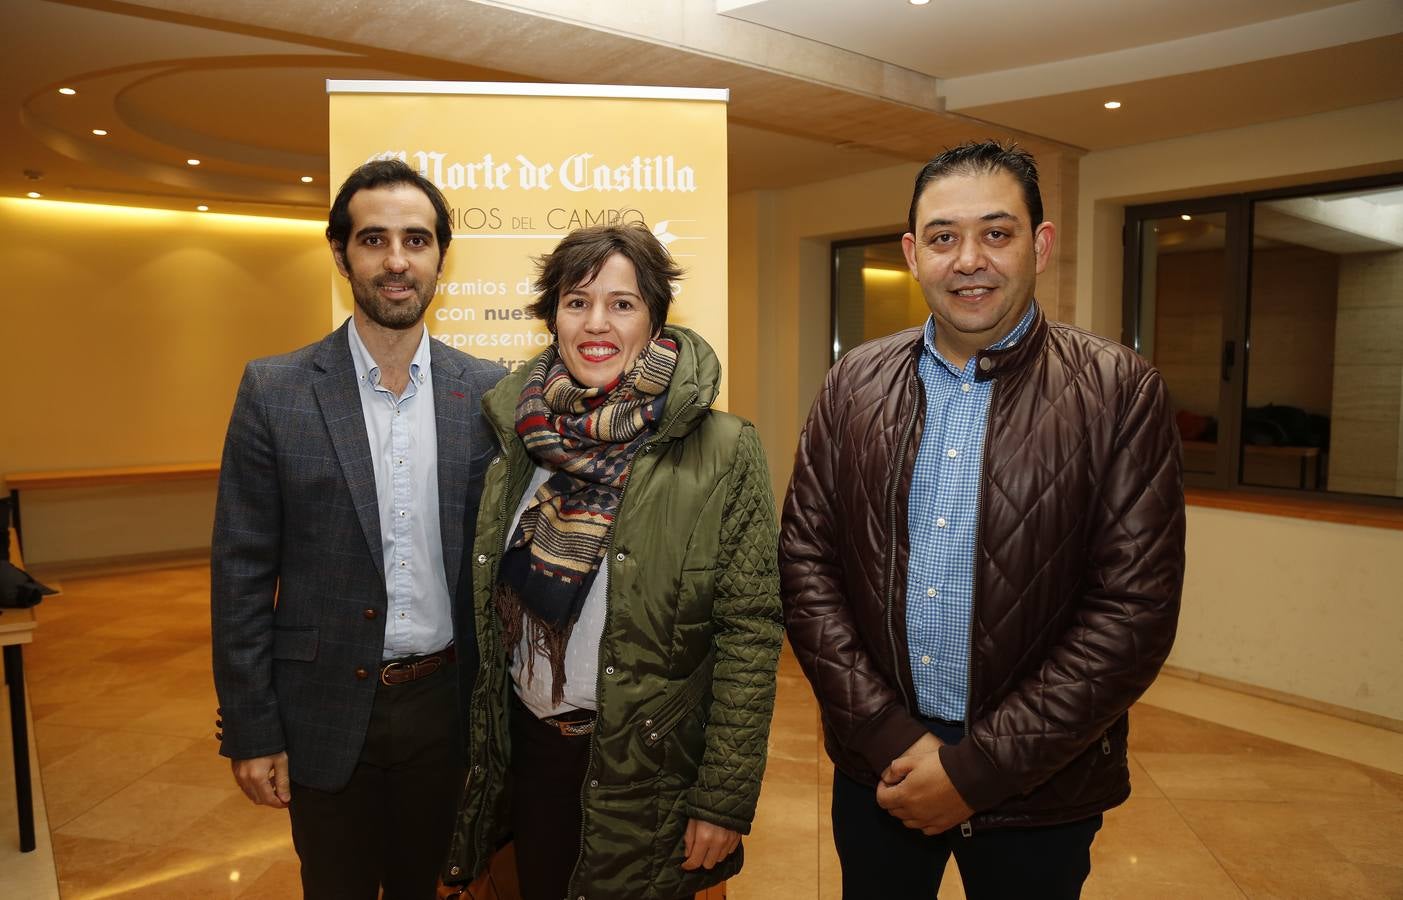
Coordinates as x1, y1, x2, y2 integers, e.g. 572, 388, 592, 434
211, 320, 506, 791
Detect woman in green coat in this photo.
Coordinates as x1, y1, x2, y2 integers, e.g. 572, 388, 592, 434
444, 223, 783, 900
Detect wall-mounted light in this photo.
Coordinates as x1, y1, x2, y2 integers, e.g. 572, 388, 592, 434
1103, 100, 1122, 110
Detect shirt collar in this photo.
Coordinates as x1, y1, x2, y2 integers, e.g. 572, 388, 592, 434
347, 316, 432, 389
922, 301, 1038, 376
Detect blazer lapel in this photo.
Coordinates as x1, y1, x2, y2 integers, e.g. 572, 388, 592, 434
312, 322, 385, 575
431, 339, 470, 595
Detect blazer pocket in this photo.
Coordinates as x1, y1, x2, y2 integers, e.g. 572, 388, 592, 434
272, 626, 318, 661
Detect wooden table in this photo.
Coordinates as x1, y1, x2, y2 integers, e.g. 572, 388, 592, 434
2, 529, 39, 852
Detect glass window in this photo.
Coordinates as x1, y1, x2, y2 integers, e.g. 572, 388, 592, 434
1125, 175, 1403, 502
831, 236, 926, 363
1249, 186, 1403, 497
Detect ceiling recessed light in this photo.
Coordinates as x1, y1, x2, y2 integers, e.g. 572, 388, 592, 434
92, 128, 108, 136
909, 0, 931, 4
1181, 214, 1193, 221
27, 191, 42, 199
197, 205, 209, 211
300, 176, 314, 183
187, 158, 201, 166
58, 87, 76, 96
1103, 100, 1122, 110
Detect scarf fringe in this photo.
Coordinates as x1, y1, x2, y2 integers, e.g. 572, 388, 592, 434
494, 582, 572, 708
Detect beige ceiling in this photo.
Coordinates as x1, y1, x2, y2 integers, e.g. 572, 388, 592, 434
6, 0, 1400, 218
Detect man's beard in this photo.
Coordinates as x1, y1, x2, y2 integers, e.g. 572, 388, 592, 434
350, 272, 435, 330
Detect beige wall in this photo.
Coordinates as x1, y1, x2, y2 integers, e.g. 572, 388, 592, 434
1077, 99, 1403, 721
0, 199, 327, 564
1181, 506, 1403, 721
1331, 250, 1403, 496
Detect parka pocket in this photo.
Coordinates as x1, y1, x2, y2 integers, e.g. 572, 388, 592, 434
642, 647, 716, 746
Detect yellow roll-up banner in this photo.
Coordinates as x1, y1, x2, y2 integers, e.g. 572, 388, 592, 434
327, 81, 729, 407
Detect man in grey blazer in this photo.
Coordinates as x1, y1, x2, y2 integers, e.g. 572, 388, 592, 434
212, 158, 505, 899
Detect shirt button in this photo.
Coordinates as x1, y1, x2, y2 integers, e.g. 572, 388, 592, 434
926, 587, 936, 598
363, 609, 377, 620
396, 458, 404, 466
961, 383, 972, 393
946, 448, 958, 458
399, 510, 408, 518
399, 560, 408, 568
936, 517, 947, 528
921, 655, 931, 665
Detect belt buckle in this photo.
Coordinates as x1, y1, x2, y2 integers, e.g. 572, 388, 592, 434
380, 661, 408, 686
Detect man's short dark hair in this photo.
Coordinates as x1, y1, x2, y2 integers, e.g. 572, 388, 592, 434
527, 224, 683, 334
907, 140, 1043, 235
326, 158, 453, 262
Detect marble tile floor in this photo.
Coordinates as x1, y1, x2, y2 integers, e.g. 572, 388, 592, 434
0, 565, 1399, 899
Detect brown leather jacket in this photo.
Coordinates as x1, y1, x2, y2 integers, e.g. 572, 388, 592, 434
780, 304, 1184, 829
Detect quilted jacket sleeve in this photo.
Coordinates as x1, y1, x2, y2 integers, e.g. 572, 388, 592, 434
941, 365, 1185, 811
780, 372, 929, 778
685, 424, 783, 833
210, 362, 286, 761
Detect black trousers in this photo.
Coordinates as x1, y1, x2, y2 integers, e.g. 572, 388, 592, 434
832, 718, 1102, 900
288, 658, 466, 900
508, 694, 594, 900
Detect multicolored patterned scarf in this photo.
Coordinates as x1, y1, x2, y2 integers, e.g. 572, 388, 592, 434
495, 336, 678, 704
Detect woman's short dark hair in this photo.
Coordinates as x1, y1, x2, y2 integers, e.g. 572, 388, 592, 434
528, 224, 683, 334
326, 158, 453, 260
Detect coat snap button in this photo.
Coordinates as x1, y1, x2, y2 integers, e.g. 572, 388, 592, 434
477, 554, 487, 564
616, 552, 626, 562
644, 718, 653, 727
450, 865, 461, 876
605, 665, 615, 675
589, 779, 599, 788
978, 356, 993, 371
649, 732, 659, 742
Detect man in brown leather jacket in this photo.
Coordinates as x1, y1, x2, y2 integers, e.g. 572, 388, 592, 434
779, 141, 1185, 899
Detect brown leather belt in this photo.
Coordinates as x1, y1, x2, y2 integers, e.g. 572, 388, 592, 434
380, 646, 455, 686
541, 712, 596, 737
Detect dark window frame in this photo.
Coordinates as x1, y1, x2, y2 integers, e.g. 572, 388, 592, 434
1122, 170, 1403, 508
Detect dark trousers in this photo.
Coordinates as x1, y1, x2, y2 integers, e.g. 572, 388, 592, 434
832, 718, 1102, 900
288, 658, 466, 900
508, 694, 593, 900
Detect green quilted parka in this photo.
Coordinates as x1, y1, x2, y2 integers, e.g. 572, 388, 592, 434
444, 325, 782, 899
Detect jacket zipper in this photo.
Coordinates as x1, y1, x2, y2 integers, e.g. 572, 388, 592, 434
469, 450, 515, 869
959, 374, 999, 839
884, 374, 922, 714
566, 390, 701, 898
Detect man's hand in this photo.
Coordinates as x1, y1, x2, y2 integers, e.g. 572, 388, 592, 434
681, 818, 741, 871
232, 752, 291, 808
875, 735, 974, 834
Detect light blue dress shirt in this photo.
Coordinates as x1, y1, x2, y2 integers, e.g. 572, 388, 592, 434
906, 303, 1036, 722
347, 319, 454, 660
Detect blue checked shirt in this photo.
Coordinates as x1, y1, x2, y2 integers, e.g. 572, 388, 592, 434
906, 303, 1036, 722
